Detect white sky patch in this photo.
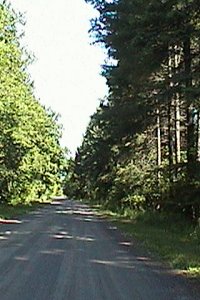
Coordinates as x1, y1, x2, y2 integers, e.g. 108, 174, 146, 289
11, 0, 108, 156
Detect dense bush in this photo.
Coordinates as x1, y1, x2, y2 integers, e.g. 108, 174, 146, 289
0, 2, 67, 204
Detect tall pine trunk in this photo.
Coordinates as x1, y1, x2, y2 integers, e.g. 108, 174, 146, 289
197, 112, 200, 162
184, 37, 195, 179
168, 46, 174, 184
156, 107, 161, 181
174, 46, 181, 176
175, 93, 181, 166
156, 107, 161, 166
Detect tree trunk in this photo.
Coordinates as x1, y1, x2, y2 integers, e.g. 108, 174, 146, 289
156, 108, 161, 166
197, 112, 200, 162
174, 46, 181, 175
168, 98, 173, 182
184, 36, 195, 179
175, 93, 181, 166
168, 46, 174, 183
156, 108, 161, 180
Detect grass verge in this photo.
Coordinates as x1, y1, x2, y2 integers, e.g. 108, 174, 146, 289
93, 205, 200, 279
0, 202, 45, 220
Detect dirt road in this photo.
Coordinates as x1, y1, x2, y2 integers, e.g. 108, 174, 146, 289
0, 200, 198, 299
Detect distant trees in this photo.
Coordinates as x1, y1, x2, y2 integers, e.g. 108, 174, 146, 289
0, 2, 66, 204
66, 0, 200, 220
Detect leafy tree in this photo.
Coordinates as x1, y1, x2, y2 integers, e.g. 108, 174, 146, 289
0, 1, 67, 204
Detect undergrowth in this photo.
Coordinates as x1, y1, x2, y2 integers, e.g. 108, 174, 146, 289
94, 204, 200, 278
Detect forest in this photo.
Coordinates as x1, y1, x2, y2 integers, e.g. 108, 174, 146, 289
65, 0, 200, 221
0, 1, 66, 205
1, 0, 200, 221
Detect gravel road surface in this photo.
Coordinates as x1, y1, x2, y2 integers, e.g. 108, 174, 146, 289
0, 199, 199, 300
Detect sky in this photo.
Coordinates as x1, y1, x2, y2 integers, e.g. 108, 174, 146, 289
11, 0, 108, 156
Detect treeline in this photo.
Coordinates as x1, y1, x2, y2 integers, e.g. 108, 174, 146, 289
0, 2, 66, 204
65, 0, 200, 220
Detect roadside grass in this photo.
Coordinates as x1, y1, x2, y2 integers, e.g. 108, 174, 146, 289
0, 201, 46, 220
0, 196, 66, 220
93, 205, 200, 278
